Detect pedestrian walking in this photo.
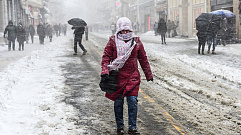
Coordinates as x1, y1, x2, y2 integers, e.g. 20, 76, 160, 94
166, 20, 172, 38
16, 23, 26, 51
29, 24, 35, 43
154, 22, 158, 36
37, 23, 46, 45
58, 23, 62, 36
196, 31, 207, 55
44, 23, 49, 39
25, 25, 30, 44
85, 25, 89, 40
207, 19, 221, 54
47, 24, 53, 42
54, 24, 59, 37
100, 17, 153, 135
157, 18, 167, 44
4, 20, 17, 51
171, 21, 178, 37
72, 26, 87, 55
220, 18, 228, 46
63, 24, 67, 36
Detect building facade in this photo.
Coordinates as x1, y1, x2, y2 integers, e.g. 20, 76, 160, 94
0, 0, 46, 31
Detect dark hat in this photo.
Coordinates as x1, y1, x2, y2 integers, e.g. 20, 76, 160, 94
8, 20, 13, 25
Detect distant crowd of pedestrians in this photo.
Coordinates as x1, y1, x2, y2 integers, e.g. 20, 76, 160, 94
3, 21, 68, 51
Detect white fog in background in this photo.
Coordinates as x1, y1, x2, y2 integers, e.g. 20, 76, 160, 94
62, 0, 99, 25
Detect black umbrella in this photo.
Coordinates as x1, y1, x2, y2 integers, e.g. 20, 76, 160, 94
68, 18, 87, 27
195, 13, 213, 32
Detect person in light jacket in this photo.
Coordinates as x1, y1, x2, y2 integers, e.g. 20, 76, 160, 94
100, 17, 153, 135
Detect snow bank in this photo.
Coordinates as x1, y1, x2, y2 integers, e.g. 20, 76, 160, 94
0, 37, 82, 134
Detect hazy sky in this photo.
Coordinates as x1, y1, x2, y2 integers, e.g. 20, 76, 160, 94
63, 0, 91, 24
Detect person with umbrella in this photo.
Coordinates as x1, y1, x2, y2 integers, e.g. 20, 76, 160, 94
71, 26, 87, 55
195, 13, 212, 55
68, 18, 87, 55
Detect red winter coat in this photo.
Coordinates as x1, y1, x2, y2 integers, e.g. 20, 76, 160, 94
101, 36, 153, 101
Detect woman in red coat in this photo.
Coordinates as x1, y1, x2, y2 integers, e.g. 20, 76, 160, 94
101, 17, 153, 135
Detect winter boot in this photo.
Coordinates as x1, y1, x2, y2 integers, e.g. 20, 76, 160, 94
117, 127, 124, 135
12, 44, 15, 51
73, 52, 77, 55
212, 50, 216, 54
128, 129, 140, 135
83, 50, 87, 55
164, 41, 166, 44
207, 47, 210, 54
201, 47, 205, 55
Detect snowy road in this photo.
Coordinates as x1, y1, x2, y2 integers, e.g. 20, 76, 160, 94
89, 32, 241, 134
0, 32, 240, 135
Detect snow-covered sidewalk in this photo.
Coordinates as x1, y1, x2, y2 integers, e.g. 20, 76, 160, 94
0, 36, 82, 134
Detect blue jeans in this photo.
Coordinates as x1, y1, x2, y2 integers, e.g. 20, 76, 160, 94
208, 35, 217, 51
114, 95, 138, 129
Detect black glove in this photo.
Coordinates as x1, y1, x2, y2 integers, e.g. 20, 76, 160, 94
71, 27, 75, 30
101, 74, 109, 81
3, 34, 5, 38
147, 78, 153, 82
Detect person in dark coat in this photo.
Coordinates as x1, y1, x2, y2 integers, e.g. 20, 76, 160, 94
207, 18, 221, 54
196, 13, 214, 55
58, 23, 62, 36
53, 24, 59, 37
47, 24, 53, 42
37, 23, 46, 44
85, 25, 88, 40
4, 20, 17, 51
196, 31, 207, 55
72, 26, 87, 55
25, 25, 30, 44
29, 25, 35, 43
157, 18, 167, 44
16, 23, 26, 51
101, 17, 153, 135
